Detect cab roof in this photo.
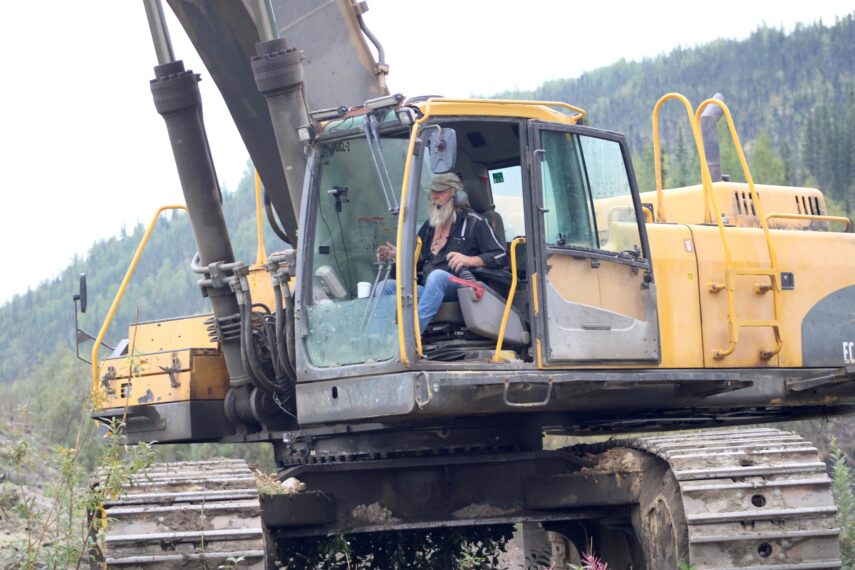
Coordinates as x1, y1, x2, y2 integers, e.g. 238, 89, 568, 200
413, 98, 586, 125
317, 97, 586, 136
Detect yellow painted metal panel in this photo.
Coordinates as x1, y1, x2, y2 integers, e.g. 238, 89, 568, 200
646, 224, 704, 368
130, 315, 215, 353
546, 256, 646, 322
101, 348, 202, 378
692, 226, 855, 368
691, 226, 780, 367
247, 265, 276, 312
537, 223, 855, 371
594, 262, 647, 323
415, 100, 582, 125
101, 350, 228, 409
189, 356, 231, 399
639, 182, 827, 229
546, 256, 601, 307
767, 230, 855, 367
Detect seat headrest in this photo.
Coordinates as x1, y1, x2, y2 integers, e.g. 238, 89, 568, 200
464, 177, 493, 213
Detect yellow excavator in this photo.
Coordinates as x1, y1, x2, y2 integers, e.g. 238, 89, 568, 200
75, 1, 855, 567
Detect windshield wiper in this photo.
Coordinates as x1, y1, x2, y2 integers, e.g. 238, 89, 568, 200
363, 113, 400, 214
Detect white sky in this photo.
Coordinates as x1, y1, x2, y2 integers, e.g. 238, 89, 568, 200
0, 1, 852, 303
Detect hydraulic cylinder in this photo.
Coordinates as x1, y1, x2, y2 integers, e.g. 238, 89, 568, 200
150, 60, 255, 425
252, 38, 310, 231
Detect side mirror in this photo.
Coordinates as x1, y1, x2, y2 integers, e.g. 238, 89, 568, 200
76, 273, 88, 314
428, 128, 457, 174
72, 272, 94, 364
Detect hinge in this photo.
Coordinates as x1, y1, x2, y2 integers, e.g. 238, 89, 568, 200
159, 353, 182, 388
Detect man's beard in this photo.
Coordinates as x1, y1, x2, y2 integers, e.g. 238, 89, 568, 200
429, 199, 457, 228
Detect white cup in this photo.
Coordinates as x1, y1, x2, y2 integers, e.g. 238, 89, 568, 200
357, 281, 372, 299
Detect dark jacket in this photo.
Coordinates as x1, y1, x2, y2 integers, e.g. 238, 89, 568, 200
417, 209, 508, 282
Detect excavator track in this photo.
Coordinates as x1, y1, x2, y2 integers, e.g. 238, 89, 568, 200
94, 459, 265, 569
630, 427, 841, 570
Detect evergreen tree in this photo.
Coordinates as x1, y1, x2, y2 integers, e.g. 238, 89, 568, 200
749, 132, 786, 185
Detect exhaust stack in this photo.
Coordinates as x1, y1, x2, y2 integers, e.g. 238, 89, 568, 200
700, 93, 726, 182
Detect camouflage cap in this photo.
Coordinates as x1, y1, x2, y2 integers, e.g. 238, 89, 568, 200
427, 172, 464, 193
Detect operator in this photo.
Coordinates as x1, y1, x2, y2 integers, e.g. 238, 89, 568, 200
375, 172, 508, 333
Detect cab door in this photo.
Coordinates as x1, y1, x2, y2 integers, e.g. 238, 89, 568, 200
529, 122, 660, 364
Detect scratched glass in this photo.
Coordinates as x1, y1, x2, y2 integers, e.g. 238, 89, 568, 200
305, 134, 409, 367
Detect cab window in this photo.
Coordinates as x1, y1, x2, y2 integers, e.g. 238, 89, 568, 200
539, 131, 641, 254
489, 165, 525, 241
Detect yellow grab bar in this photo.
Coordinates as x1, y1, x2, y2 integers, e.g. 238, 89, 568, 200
651, 93, 715, 224
91, 205, 187, 396
413, 237, 424, 357
642, 206, 653, 223
394, 110, 432, 366
254, 170, 267, 265
696, 98, 775, 250
696, 98, 783, 360
493, 237, 526, 362
764, 213, 851, 232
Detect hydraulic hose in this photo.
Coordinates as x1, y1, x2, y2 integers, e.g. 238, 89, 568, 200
274, 282, 297, 383
264, 192, 291, 244
239, 301, 282, 394
265, 312, 282, 379
273, 286, 285, 377
282, 280, 297, 373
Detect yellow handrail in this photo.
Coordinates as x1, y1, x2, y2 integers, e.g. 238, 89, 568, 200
254, 170, 267, 265
394, 106, 433, 366
695, 98, 783, 360
651, 93, 715, 224
413, 237, 424, 357
91, 205, 187, 396
764, 212, 851, 232
641, 206, 653, 223
493, 237, 526, 362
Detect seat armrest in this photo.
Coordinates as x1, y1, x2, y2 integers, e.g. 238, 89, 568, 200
471, 267, 520, 285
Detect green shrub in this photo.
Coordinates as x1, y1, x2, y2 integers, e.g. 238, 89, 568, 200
830, 435, 855, 568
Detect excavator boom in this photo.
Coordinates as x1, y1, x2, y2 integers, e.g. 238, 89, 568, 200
162, 0, 387, 240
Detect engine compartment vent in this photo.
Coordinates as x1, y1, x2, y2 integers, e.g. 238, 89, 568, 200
796, 194, 824, 216
733, 190, 757, 217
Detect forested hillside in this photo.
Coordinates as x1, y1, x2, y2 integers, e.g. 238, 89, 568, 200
0, 164, 288, 385
499, 15, 855, 211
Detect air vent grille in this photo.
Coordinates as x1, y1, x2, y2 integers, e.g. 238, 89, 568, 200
733, 191, 757, 216
796, 195, 823, 215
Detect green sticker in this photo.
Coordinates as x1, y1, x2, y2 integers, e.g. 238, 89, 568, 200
492, 172, 504, 183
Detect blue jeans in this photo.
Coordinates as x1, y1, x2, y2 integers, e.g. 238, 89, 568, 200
379, 269, 462, 334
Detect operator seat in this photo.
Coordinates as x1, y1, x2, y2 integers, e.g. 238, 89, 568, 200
427, 170, 529, 347
431, 172, 504, 328
464, 174, 506, 243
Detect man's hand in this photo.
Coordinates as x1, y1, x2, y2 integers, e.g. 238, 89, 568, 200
376, 241, 396, 263
447, 252, 485, 273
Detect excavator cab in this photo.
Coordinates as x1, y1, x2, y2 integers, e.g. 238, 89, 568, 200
296, 99, 661, 383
